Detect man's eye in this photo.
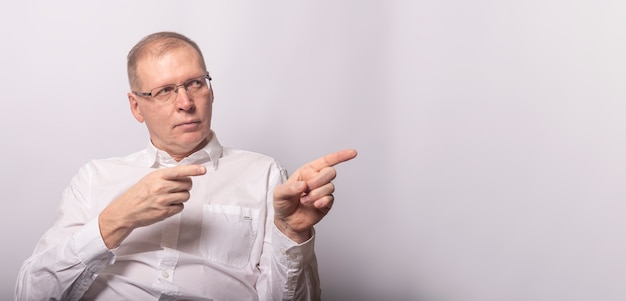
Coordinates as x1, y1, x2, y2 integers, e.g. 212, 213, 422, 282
154, 86, 175, 96
187, 79, 204, 89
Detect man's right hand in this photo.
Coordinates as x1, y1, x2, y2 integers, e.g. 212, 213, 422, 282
98, 164, 207, 249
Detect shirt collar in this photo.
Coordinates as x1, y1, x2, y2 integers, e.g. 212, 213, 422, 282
145, 131, 223, 169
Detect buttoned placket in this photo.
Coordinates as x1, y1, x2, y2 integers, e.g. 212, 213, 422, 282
147, 139, 220, 299
154, 211, 182, 298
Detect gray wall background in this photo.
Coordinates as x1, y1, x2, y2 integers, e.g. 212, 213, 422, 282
2, 1, 626, 300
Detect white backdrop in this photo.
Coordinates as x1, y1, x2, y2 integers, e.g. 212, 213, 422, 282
2, 1, 626, 300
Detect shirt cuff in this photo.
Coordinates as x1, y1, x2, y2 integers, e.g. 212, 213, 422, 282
272, 225, 316, 268
72, 218, 116, 269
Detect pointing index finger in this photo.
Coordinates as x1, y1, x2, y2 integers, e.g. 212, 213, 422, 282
161, 164, 207, 180
305, 149, 358, 172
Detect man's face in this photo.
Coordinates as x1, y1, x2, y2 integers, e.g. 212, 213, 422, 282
128, 45, 213, 160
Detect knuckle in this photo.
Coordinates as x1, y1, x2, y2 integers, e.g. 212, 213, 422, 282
150, 184, 167, 195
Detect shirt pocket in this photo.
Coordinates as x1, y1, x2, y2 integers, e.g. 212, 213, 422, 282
200, 204, 260, 269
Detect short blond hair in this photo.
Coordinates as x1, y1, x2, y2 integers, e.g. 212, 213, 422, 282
127, 31, 208, 89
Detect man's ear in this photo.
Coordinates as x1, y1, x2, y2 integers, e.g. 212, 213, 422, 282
128, 93, 145, 123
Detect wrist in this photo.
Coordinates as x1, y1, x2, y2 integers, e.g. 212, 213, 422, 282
274, 218, 312, 244
98, 210, 133, 249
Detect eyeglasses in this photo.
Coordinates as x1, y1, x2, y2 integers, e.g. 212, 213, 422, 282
132, 74, 212, 103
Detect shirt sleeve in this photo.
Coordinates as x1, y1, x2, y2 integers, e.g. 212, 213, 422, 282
256, 161, 321, 301
15, 162, 115, 301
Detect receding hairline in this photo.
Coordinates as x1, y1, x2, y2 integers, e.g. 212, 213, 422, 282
127, 32, 208, 90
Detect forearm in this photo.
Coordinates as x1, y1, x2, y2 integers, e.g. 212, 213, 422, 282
261, 163, 321, 300
15, 219, 114, 301
259, 226, 321, 301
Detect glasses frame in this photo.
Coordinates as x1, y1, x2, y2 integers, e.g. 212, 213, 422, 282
132, 74, 212, 102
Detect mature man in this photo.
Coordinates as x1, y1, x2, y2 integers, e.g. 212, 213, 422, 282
15, 31, 356, 300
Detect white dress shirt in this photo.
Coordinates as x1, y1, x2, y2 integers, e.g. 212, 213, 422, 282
15, 133, 321, 301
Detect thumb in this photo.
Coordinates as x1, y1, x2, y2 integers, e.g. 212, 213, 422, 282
274, 181, 308, 201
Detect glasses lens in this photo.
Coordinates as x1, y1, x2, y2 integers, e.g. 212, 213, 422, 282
151, 85, 177, 102
185, 76, 209, 95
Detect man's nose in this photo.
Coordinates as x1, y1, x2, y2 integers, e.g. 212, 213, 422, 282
175, 86, 194, 110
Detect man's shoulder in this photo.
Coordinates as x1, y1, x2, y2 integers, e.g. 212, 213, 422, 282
221, 147, 283, 168
223, 147, 275, 160
84, 148, 150, 169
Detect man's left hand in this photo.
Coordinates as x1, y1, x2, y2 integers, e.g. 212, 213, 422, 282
273, 149, 357, 243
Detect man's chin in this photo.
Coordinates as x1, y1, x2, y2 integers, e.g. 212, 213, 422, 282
183, 135, 210, 151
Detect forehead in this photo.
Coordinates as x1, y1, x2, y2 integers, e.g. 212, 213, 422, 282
136, 44, 205, 88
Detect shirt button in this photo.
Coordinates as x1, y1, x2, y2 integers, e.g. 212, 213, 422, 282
280, 248, 286, 255
161, 270, 170, 278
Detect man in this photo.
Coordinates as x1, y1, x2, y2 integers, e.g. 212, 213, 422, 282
15, 31, 357, 301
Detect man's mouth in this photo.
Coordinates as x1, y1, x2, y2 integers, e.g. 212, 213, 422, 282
175, 120, 201, 128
